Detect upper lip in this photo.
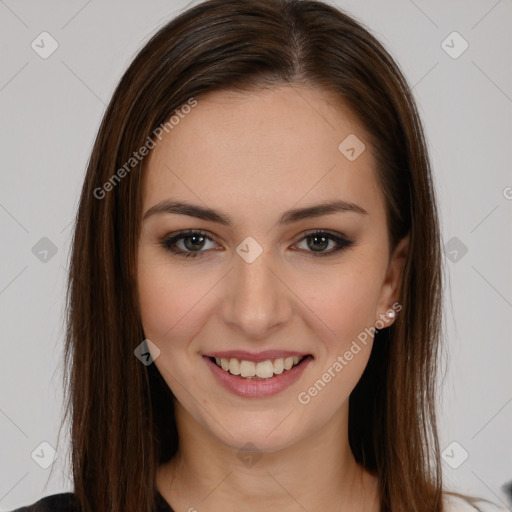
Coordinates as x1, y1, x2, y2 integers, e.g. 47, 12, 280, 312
203, 350, 311, 363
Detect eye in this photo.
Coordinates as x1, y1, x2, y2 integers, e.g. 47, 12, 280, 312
159, 230, 218, 259
159, 229, 354, 259
293, 230, 354, 256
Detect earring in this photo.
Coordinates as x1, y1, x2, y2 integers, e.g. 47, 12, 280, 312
387, 310, 396, 319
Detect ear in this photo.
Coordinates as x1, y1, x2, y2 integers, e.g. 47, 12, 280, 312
375, 234, 409, 327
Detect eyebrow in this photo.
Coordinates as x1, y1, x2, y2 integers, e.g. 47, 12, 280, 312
143, 199, 367, 225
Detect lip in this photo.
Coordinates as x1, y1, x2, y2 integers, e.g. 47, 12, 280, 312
203, 350, 310, 363
203, 354, 313, 398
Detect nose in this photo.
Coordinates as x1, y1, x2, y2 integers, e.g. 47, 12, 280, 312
220, 248, 292, 340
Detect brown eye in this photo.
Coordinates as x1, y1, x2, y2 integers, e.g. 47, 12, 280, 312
295, 230, 354, 256
160, 229, 354, 259
160, 230, 217, 259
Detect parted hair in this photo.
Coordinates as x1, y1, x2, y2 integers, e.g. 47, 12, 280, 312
57, 1, 447, 510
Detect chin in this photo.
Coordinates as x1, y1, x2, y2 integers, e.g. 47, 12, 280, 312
196, 405, 315, 456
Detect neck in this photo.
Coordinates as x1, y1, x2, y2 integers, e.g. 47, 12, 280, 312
157, 402, 379, 512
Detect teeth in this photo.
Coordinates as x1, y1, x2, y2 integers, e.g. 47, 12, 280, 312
240, 360, 256, 377
215, 356, 305, 379
229, 358, 241, 375
256, 360, 274, 378
273, 358, 284, 374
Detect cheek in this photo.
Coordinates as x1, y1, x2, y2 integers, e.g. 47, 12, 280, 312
137, 255, 207, 345
302, 262, 384, 343
137, 263, 173, 340
137, 261, 211, 396
295, 272, 380, 415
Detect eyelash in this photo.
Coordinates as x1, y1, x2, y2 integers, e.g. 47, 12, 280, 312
159, 229, 354, 259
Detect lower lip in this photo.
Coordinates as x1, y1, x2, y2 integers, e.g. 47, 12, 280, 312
204, 356, 312, 398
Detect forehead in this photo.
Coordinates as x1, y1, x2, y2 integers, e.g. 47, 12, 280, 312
141, 85, 384, 223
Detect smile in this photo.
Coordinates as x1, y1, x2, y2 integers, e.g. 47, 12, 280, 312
203, 351, 313, 398
212, 355, 305, 379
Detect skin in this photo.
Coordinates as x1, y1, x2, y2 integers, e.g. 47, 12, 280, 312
137, 84, 409, 512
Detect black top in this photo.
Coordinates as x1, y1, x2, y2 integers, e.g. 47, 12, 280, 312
9, 491, 174, 512
10, 491, 505, 511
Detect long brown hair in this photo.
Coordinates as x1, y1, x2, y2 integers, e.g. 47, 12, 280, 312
58, 1, 446, 510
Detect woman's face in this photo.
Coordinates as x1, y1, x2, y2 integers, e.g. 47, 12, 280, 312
137, 85, 407, 453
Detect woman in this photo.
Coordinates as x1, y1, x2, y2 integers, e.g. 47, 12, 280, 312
10, 0, 506, 511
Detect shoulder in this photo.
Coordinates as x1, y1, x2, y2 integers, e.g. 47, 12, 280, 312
443, 491, 509, 512
8, 492, 173, 512
8, 492, 80, 512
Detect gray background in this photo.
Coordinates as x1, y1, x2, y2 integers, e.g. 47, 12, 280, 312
1, 0, 511, 509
